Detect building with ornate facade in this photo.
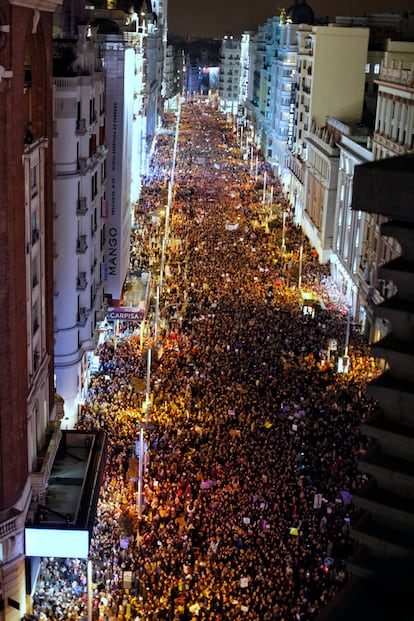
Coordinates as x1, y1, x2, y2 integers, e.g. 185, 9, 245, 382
0, 0, 63, 618
286, 24, 369, 256
53, 25, 107, 419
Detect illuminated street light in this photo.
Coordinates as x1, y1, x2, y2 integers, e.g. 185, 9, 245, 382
298, 243, 303, 290
262, 171, 267, 206
137, 345, 151, 535
281, 208, 286, 257
344, 307, 351, 357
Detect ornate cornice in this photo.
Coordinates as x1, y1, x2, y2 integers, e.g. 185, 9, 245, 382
10, 0, 62, 14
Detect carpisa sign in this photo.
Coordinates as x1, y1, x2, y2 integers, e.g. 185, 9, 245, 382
107, 307, 145, 322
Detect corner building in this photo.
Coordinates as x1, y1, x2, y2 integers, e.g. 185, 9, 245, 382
0, 0, 62, 618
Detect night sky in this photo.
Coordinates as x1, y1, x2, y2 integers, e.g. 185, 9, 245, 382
168, 0, 414, 38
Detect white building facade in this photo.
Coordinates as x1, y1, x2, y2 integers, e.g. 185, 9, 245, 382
285, 24, 369, 243
373, 40, 414, 160
331, 133, 373, 323
53, 25, 107, 418
219, 35, 242, 115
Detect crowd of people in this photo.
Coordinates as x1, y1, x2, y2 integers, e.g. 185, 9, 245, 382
30, 100, 381, 621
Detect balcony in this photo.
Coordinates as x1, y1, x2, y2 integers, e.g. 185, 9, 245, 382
76, 118, 87, 135
96, 144, 107, 157
77, 271, 88, 290
76, 234, 88, 254
77, 157, 90, 174
29, 421, 62, 496
77, 197, 88, 215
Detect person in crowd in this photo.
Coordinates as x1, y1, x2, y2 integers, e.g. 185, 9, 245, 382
31, 101, 379, 621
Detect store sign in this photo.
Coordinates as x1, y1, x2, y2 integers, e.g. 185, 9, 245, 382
107, 307, 144, 322
337, 356, 350, 373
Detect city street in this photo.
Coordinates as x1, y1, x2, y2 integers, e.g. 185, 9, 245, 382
31, 100, 380, 621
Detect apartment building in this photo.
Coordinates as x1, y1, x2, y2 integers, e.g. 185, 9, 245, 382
53, 26, 107, 419
268, 22, 299, 176
332, 38, 414, 340
0, 0, 62, 618
373, 40, 414, 159
90, 1, 165, 301
219, 35, 241, 114
330, 127, 374, 324
285, 24, 369, 252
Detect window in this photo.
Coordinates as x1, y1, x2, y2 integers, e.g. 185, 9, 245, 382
31, 165, 38, 197
32, 301, 39, 334
374, 63, 380, 75
32, 257, 39, 288
365, 63, 370, 73
101, 160, 106, 184
32, 211, 40, 244
33, 347, 40, 372
91, 172, 98, 200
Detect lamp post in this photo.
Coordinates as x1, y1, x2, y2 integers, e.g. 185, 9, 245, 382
160, 100, 181, 295
298, 243, 303, 290
139, 319, 146, 351
137, 420, 144, 532
159, 236, 167, 292
87, 559, 93, 621
281, 208, 286, 257
344, 307, 351, 357
154, 284, 160, 343
137, 345, 151, 536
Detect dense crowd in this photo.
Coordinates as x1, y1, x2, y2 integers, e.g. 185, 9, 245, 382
30, 101, 380, 621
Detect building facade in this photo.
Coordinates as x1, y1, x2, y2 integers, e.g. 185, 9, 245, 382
0, 0, 62, 618
331, 131, 374, 326
53, 25, 107, 419
219, 35, 241, 114
372, 40, 414, 160
285, 24, 369, 253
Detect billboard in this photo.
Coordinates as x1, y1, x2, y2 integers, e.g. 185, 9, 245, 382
25, 528, 89, 559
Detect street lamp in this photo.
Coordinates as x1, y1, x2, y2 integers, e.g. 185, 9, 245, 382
154, 284, 160, 343
344, 307, 351, 357
337, 308, 351, 373
269, 185, 274, 211
262, 171, 267, 206
160, 100, 181, 295
137, 345, 151, 535
298, 243, 303, 290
